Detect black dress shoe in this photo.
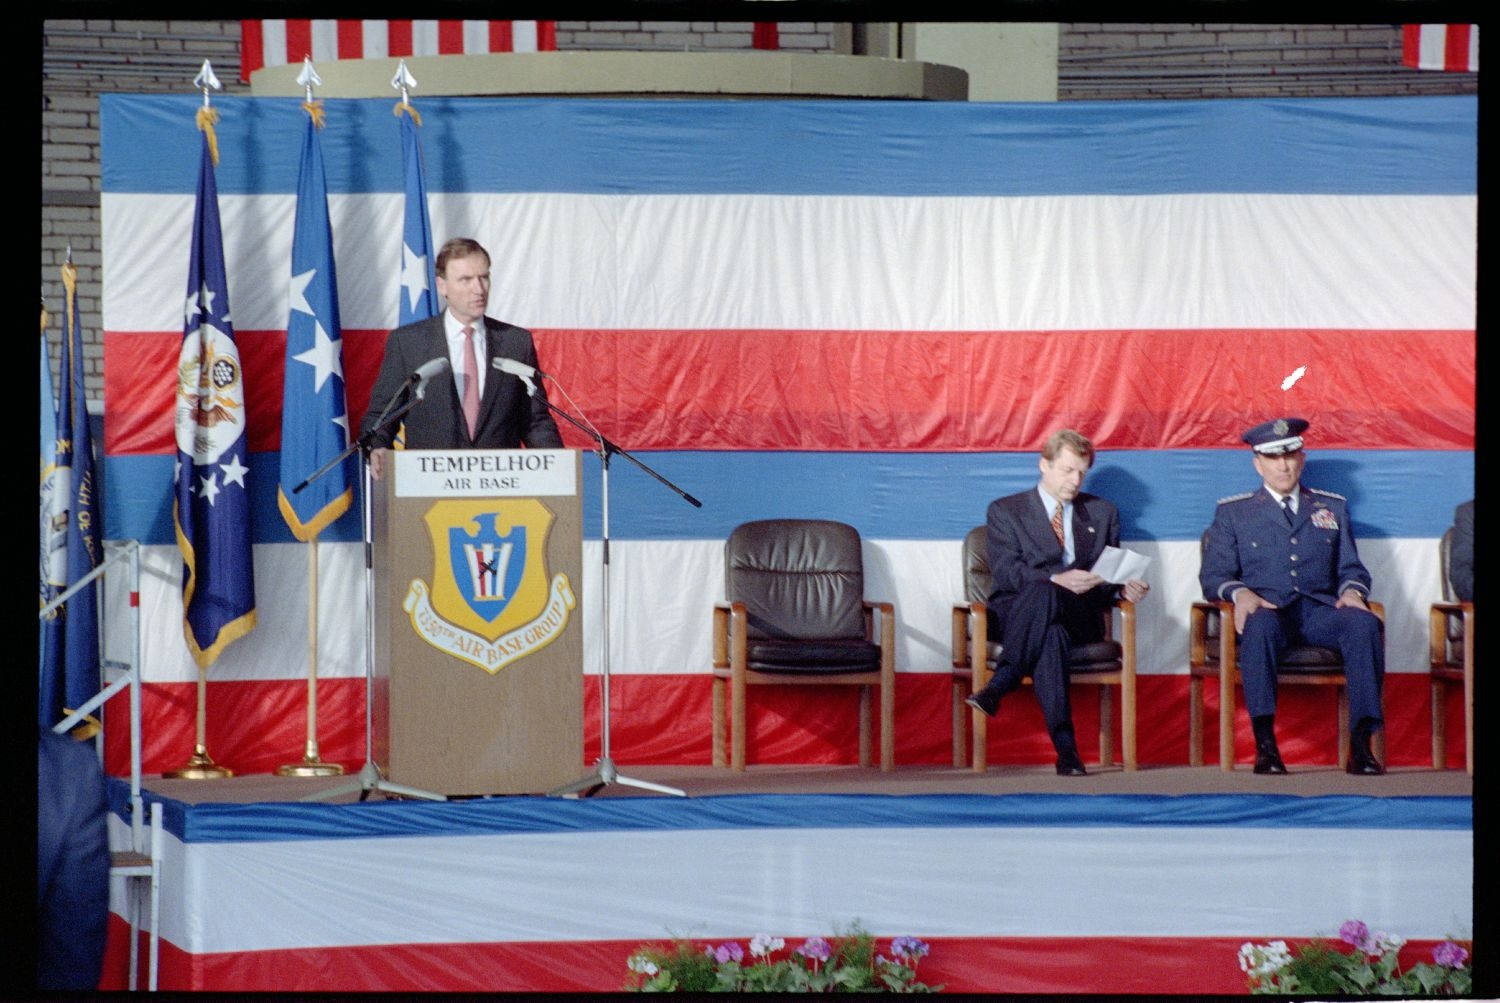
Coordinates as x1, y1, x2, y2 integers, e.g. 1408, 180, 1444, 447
1253, 741, 1287, 775
1055, 749, 1087, 776
1346, 749, 1385, 775
1347, 720, 1385, 775
964, 691, 999, 718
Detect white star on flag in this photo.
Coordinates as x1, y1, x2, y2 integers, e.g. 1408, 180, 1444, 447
198, 471, 221, 505
185, 281, 216, 325
219, 454, 249, 489
292, 319, 344, 393
288, 268, 316, 317
401, 243, 431, 311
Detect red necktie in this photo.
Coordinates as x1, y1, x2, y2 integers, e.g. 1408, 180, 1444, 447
1051, 504, 1065, 548
461, 325, 480, 438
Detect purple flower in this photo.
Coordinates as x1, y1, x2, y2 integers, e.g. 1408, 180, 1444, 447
797, 936, 832, 962
1433, 941, 1469, 968
1338, 920, 1370, 948
891, 936, 930, 961
707, 942, 744, 964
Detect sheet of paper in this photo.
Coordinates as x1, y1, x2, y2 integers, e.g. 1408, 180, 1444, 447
1090, 545, 1151, 584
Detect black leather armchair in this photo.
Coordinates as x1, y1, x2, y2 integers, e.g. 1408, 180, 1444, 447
712, 519, 895, 772
951, 525, 1137, 772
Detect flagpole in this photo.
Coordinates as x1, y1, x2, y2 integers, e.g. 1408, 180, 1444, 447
272, 57, 347, 778
278, 534, 344, 776
164, 666, 232, 778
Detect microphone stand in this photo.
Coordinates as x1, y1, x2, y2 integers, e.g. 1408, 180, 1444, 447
512, 371, 697, 798
298, 378, 446, 803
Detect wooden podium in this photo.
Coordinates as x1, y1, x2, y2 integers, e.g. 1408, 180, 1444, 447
370, 449, 583, 795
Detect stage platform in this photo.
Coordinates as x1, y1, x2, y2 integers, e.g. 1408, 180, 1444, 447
103, 762, 1473, 994
139, 760, 1474, 803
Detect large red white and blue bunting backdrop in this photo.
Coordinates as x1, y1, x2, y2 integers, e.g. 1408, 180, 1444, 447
99, 95, 1474, 778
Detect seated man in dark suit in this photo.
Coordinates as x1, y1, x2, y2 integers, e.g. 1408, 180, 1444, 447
360, 237, 563, 477
965, 429, 1149, 776
1199, 417, 1385, 775
1450, 498, 1473, 602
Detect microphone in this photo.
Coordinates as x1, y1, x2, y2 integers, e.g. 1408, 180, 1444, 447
492, 356, 540, 380
407, 356, 449, 400
492, 356, 541, 397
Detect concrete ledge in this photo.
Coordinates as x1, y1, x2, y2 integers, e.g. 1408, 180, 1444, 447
250, 50, 968, 100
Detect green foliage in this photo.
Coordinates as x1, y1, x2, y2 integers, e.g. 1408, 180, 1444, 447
1240, 924, 1472, 997
625, 924, 942, 993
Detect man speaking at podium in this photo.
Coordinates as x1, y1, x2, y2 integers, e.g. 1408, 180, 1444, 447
361, 237, 562, 475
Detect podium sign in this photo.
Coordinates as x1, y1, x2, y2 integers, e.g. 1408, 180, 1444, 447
371, 449, 583, 795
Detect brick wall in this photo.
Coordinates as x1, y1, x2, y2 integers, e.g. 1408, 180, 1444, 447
1059, 23, 1478, 99
555, 21, 835, 51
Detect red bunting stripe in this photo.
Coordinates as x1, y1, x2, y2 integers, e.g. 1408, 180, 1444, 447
104, 327, 1475, 456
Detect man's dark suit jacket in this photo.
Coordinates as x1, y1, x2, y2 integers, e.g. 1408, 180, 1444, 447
37, 732, 110, 990
1450, 498, 1474, 602
985, 488, 1121, 629
360, 315, 564, 450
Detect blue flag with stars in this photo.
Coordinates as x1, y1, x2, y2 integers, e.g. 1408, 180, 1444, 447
39, 262, 101, 728
278, 112, 352, 538
398, 108, 440, 325
174, 131, 257, 667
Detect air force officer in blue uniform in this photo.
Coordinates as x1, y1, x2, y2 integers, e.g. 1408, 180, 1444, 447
1199, 418, 1385, 775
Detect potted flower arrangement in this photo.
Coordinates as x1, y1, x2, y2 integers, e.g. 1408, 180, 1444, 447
1239, 919, 1471, 995
625, 926, 940, 992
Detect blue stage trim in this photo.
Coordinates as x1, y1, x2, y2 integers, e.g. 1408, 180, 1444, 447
102, 95, 1476, 197
108, 782, 1469, 844
104, 448, 1474, 545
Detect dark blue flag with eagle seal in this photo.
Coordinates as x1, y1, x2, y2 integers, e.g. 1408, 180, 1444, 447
173, 131, 257, 666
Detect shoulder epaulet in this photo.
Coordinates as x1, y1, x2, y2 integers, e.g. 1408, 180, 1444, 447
1217, 491, 1255, 504
1307, 487, 1347, 501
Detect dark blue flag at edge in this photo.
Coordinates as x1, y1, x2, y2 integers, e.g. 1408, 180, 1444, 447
39, 263, 101, 728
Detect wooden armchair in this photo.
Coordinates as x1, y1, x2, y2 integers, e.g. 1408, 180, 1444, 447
712, 519, 895, 772
1430, 527, 1474, 774
1189, 535, 1384, 770
951, 525, 1137, 772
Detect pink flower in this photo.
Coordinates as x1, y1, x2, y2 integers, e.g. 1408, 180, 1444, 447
707, 942, 744, 964
797, 936, 832, 962
891, 936, 930, 961
1433, 941, 1469, 968
1338, 920, 1370, 949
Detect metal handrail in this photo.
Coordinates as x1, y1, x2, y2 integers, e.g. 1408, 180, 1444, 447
44, 539, 146, 852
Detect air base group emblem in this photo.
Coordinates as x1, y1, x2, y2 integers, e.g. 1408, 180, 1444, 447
403, 498, 576, 673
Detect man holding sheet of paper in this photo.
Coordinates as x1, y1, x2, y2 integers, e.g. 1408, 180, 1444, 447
965, 429, 1149, 776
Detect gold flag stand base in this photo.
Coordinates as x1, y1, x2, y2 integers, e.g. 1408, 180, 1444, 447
276, 756, 345, 778
163, 748, 233, 780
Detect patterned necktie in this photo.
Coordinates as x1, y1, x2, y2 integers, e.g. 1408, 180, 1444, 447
1281, 495, 1295, 526
1051, 503, 1066, 548
461, 325, 480, 439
